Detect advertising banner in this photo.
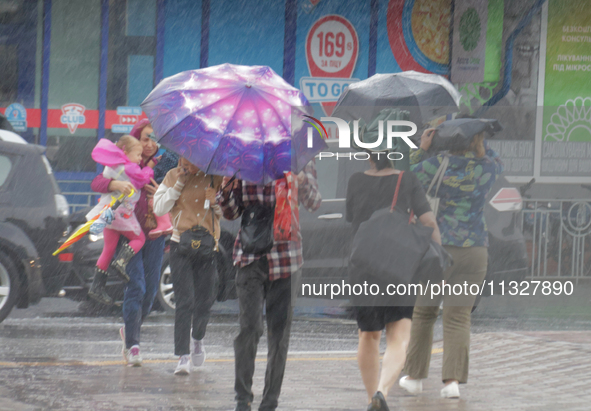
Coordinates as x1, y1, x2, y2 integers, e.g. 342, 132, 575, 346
296, 0, 370, 137
4, 103, 28, 132
451, 0, 489, 83
380, 0, 451, 75
302, 14, 360, 115
542, 0, 591, 177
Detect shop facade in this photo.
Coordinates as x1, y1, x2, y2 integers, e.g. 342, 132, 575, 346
0, 0, 588, 210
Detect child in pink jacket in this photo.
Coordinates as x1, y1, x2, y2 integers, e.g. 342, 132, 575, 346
87, 136, 154, 305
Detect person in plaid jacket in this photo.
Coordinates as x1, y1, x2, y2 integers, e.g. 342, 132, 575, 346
218, 161, 321, 411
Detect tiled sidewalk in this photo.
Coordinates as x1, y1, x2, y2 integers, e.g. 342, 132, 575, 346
1, 331, 590, 410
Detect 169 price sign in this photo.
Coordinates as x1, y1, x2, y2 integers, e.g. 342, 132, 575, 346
306, 15, 358, 75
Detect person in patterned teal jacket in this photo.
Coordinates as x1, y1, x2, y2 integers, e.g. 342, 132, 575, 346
399, 126, 503, 400
409, 130, 503, 247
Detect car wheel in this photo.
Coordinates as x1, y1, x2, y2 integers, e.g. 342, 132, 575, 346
0, 251, 20, 323
157, 261, 175, 314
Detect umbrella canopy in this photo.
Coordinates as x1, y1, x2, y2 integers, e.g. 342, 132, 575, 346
431, 118, 503, 152
141, 64, 327, 184
332, 71, 461, 125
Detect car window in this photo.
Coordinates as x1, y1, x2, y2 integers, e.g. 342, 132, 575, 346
315, 156, 338, 199
314, 148, 371, 200
0, 154, 13, 188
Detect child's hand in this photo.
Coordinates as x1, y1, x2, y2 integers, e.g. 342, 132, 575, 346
109, 180, 134, 196
205, 187, 217, 203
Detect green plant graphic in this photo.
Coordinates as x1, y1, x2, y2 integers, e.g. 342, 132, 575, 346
459, 7, 481, 51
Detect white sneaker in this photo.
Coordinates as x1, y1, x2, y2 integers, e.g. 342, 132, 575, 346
399, 376, 423, 394
191, 337, 206, 367
441, 381, 460, 398
126, 345, 142, 367
174, 354, 192, 375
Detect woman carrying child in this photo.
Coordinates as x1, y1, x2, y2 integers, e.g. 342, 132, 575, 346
87, 135, 155, 305
90, 120, 171, 366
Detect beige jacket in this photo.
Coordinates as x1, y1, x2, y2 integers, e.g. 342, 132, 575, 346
153, 167, 223, 243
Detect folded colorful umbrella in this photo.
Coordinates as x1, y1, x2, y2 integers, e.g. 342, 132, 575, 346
53, 191, 133, 256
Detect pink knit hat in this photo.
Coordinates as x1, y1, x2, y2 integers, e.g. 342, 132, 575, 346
129, 118, 151, 140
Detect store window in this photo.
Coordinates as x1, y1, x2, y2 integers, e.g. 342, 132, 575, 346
46, 0, 101, 172
106, 0, 156, 142
0, 45, 18, 107
126, 0, 156, 37
128, 55, 155, 106
0, 0, 42, 143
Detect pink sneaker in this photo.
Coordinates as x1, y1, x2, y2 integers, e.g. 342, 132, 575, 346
148, 213, 173, 240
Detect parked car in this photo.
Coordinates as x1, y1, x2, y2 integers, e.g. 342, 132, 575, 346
0, 129, 28, 144
0, 140, 70, 323
60, 141, 528, 312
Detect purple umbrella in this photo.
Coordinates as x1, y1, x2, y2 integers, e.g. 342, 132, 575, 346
141, 64, 327, 184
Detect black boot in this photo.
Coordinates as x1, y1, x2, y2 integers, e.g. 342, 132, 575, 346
110, 243, 134, 282
368, 392, 389, 411
88, 268, 113, 306
234, 402, 251, 411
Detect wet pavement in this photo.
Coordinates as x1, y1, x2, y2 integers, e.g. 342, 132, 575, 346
1, 289, 590, 410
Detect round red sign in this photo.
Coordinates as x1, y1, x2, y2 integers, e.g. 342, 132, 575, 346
306, 15, 359, 79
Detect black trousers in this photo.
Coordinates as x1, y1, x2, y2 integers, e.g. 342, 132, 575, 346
234, 257, 294, 411
170, 242, 217, 356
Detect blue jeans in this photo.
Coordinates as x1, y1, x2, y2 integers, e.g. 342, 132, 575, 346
122, 236, 166, 349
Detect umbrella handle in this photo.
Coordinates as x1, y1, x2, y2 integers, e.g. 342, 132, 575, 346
110, 189, 135, 211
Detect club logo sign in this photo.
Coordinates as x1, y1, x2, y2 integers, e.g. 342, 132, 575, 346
61, 103, 86, 134
303, 15, 359, 116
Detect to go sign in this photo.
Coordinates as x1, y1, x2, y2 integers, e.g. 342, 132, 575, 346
299, 77, 359, 103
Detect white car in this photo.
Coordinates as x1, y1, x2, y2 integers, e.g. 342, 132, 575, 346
0, 129, 28, 144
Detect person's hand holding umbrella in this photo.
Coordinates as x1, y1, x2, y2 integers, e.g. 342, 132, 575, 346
420, 129, 436, 151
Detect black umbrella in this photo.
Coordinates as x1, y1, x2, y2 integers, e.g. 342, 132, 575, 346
332, 71, 461, 125
431, 118, 503, 152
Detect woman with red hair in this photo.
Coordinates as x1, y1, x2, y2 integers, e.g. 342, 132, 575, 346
90, 119, 171, 366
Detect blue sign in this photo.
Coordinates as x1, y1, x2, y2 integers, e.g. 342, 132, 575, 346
116, 106, 142, 116
300, 77, 360, 102
5, 103, 27, 132
112, 124, 134, 134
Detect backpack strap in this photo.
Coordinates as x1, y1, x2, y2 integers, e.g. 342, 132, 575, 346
390, 171, 405, 211
426, 154, 449, 197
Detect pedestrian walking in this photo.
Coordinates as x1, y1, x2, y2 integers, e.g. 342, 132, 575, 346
90, 119, 168, 366
217, 163, 321, 411
87, 136, 155, 306
400, 122, 503, 399
346, 151, 440, 411
153, 157, 223, 375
